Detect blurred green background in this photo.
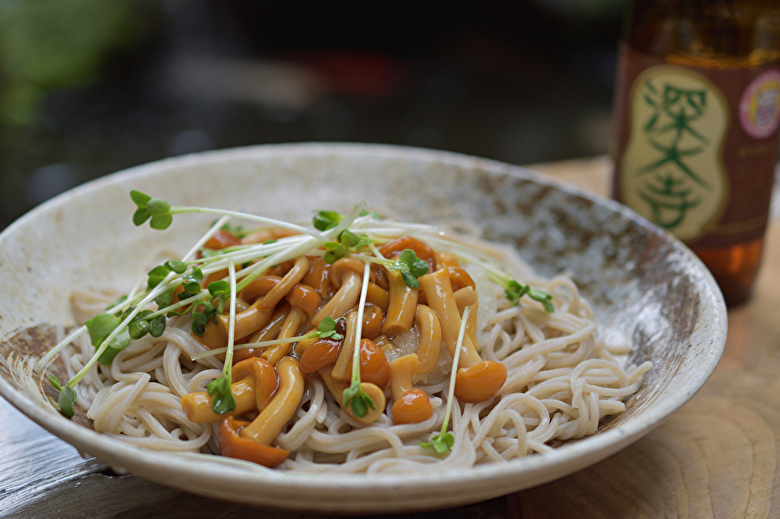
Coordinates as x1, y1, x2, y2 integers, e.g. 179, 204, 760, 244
0, 0, 625, 229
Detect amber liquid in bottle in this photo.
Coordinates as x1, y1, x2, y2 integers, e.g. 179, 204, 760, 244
613, 0, 780, 305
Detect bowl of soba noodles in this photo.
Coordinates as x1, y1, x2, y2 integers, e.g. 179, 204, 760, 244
0, 143, 726, 512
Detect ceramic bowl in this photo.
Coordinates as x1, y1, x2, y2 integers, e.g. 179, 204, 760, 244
0, 143, 727, 512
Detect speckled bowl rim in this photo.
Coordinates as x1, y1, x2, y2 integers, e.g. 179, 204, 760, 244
0, 143, 727, 512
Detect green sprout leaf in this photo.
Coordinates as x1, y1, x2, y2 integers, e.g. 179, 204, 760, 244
149, 314, 167, 337
49, 374, 77, 419
323, 231, 373, 264
389, 249, 429, 288
502, 279, 554, 313
219, 222, 247, 238
184, 267, 204, 283
338, 229, 372, 249
207, 375, 236, 415
130, 192, 174, 230
208, 280, 230, 296
358, 208, 381, 219
191, 308, 211, 336
84, 313, 120, 345
504, 280, 529, 306
130, 190, 151, 206
528, 289, 555, 313
130, 190, 152, 226
147, 265, 170, 289
342, 380, 375, 418
128, 316, 150, 340
48, 374, 64, 391
180, 266, 204, 295
119, 306, 136, 322
85, 312, 131, 366
146, 198, 171, 216
128, 309, 153, 340
154, 288, 174, 308
317, 316, 344, 340
313, 210, 342, 231
323, 241, 347, 264
165, 260, 187, 274
400, 271, 419, 288
58, 384, 77, 418
150, 214, 173, 230
420, 432, 455, 454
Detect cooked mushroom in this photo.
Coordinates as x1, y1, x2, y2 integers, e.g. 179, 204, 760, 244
239, 356, 305, 445
262, 284, 321, 365
181, 357, 278, 423
381, 270, 418, 336
310, 257, 364, 326
318, 368, 386, 424
419, 268, 506, 403
389, 353, 432, 424
414, 304, 442, 374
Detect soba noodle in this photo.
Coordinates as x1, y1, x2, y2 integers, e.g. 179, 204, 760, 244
48, 201, 651, 474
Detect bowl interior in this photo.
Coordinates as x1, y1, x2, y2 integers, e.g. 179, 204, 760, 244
0, 143, 726, 512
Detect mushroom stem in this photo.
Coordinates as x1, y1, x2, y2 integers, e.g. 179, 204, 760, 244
331, 311, 359, 381
257, 256, 309, 309
419, 268, 482, 368
454, 286, 479, 349
262, 284, 321, 365
414, 304, 442, 374
263, 308, 306, 365
381, 270, 418, 336
365, 282, 389, 312
234, 303, 290, 363
389, 353, 417, 401
310, 271, 361, 326
220, 277, 281, 340
240, 356, 305, 445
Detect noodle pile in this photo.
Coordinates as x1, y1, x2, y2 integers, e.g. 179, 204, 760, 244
52, 206, 650, 474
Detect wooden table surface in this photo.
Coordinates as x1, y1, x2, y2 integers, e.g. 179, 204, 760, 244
2, 157, 778, 518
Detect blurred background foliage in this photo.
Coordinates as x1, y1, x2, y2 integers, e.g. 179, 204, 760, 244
0, 0, 625, 229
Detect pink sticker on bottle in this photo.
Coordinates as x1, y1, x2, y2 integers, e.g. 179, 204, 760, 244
739, 69, 780, 139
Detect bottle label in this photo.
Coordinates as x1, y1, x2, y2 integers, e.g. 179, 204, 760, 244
612, 44, 779, 248
739, 70, 780, 138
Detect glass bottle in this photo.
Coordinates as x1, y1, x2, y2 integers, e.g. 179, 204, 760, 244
611, 0, 780, 305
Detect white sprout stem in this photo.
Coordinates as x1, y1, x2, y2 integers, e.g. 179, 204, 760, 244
191, 333, 318, 361
193, 235, 312, 269
223, 261, 237, 376
144, 235, 322, 319
53, 202, 365, 385
353, 219, 441, 234
440, 305, 471, 436
69, 279, 178, 386
38, 326, 88, 368
172, 206, 327, 240
415, 234, 506, 270
183, 215, 232, 261
39, 215, 232, 371
226, 203, 363, 294
350, 260, 372, 385
368, 242, 385, 260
